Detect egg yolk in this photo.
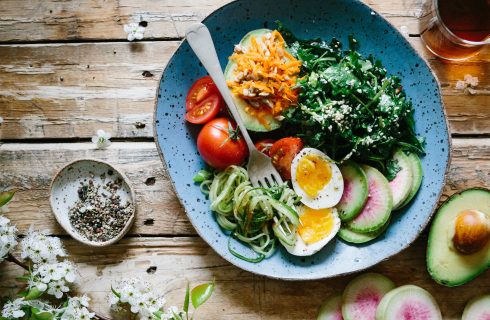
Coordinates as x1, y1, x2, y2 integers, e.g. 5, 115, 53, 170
298, 207, 335, 244
296, 154, 332, 197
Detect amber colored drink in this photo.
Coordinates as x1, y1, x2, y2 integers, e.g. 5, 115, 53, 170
421, 0, 490, 60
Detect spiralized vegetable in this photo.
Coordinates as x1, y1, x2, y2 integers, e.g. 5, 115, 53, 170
201, 165, 300, 262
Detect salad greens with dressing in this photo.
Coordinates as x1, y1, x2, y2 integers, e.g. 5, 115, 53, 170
279, 24, 425, 173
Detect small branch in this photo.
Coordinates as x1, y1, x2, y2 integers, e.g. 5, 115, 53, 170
91, 310, 112, 320
6, 253, 29, 270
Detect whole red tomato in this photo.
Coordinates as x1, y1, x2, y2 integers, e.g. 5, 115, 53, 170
197, 118, 249, 170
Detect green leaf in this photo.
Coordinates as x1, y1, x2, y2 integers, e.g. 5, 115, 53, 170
385, 158, 401, 181
16, 275, 30, 282
30, 307, 53, 320
183, 281, 190, 313
0, 190, 15, 207
193, 169, 212, 183
191, 282, 215, 310
24, 287, 43, 301
111, 286, 121, 298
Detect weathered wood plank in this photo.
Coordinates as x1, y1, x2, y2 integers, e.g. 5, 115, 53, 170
0, 142, 194, 236
0, 138, 489, 236
0, 41, 488, 140
0, 0, 429, 43
0, 236, 488, 319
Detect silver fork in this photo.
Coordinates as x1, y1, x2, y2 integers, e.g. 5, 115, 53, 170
186, 23, 283, 188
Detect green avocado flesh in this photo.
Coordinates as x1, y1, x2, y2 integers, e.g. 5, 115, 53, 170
427, 188, 490, 287
224, 29, 282, 132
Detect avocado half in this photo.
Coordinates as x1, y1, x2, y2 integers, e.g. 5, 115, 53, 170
224, 28, 281, 132
427, 188, 490, 287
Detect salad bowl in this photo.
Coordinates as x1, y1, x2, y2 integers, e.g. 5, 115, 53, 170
154, 0, 451, 280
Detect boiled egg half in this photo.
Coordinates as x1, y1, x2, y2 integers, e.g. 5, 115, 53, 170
291, 148, 344, 209
283, 206, 341, 256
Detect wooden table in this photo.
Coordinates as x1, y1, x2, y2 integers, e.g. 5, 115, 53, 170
0, 1, 488, 319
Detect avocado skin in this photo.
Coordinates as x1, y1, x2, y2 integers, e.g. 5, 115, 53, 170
427, 188, 490, 287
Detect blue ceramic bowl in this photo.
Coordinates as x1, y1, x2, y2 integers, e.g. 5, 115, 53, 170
154, 0, 451, 280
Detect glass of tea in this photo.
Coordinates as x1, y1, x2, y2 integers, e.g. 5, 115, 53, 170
421, 0, 489, 60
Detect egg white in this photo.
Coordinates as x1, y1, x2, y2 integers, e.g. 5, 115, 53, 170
282, 207, 341, 256
291, 148, 344, 209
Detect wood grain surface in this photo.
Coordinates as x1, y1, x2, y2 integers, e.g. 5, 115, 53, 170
0, 0, 489, 319
0, 40, 488, 140
0, 0, 433, 42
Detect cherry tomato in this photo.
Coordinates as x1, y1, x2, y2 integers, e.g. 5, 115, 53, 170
197, 118, 249, 170
185, 95, 221, 124
186, 76, 220, 111
269, 137, 303, 180
254, 139, 276, 157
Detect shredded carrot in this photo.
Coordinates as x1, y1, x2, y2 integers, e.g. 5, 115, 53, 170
227, 30, 301, 126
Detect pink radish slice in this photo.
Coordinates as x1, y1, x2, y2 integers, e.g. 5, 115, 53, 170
388, 149, 413, 209
382, 285, 442, 320
462, 294, 490, 320
342, 273, 395, 320
347, 165, 393, 233
336, 161, 369, 222
317, 293, 343, 320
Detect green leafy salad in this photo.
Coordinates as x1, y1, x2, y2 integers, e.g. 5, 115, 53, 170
279, 25, 424, 171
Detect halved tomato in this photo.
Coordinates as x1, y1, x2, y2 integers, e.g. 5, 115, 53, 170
254, 139, 276, 157
186, 76, 220, 111
185, 95, 221, 124
269, 137, 303, 180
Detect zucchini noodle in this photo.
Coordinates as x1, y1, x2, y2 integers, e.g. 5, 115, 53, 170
200, 165, 300, 262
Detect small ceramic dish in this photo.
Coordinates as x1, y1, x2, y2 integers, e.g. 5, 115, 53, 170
50, 159, 136, 247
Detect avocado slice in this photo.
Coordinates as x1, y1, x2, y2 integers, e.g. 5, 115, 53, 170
427, 188, 490, 287
224, 29, 282, 132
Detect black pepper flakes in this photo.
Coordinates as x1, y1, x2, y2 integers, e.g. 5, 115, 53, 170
68, 177, 134, 242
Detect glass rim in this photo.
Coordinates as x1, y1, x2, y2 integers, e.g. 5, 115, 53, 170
433, 0, 490, 46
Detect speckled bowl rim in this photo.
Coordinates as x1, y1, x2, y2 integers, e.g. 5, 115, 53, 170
49, 158, 137, 247
152, 0, 452, 280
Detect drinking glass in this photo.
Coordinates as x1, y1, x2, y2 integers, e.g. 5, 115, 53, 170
420, 0, 490, 60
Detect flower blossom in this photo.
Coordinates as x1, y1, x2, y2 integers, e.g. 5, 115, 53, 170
124, 23, 146, 41
91, 129, 112, 149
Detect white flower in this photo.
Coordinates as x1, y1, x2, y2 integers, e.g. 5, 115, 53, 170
455, 80, 466, 90
161, 306, 184, 320
400, 25, 409, 37
0, 215, 17, 262
111, 278, 166, 319
60, 295, 95, 320
29, 261, 78, 298
124, 23, 146, 41
91, 129, 112, 149
1, 298, 26, 318
20, 228, 66, 264
48, 279, 70, 299
464, 74, 479, 87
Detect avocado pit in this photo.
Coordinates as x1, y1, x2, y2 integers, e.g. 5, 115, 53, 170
452, 210, 490, 255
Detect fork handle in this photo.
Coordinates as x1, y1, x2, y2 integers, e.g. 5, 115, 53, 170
185, 23, 255, 151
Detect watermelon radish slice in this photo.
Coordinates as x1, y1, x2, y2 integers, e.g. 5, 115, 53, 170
342, 273, 395, 320
338, 219, 390, 244
336, 161, 369, 222
317, 293, 343, 320
388, 149, 413, 210
380, 285, 442, 320
346, 165, 393, 233
375, 287, 402, 320
396, 153, 423, 210
462, 294, 490, 320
